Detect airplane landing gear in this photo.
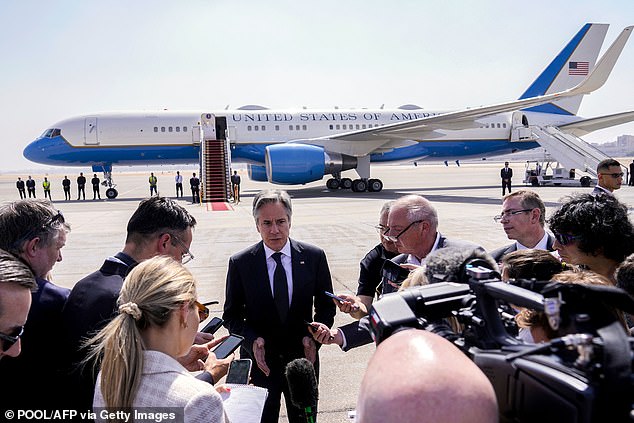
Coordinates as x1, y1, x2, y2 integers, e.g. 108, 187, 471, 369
106, 188, 118, 199
325, 177, 383, 192
94, 164, 118, 199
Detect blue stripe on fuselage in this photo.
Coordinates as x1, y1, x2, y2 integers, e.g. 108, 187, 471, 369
24, 136, 538, 168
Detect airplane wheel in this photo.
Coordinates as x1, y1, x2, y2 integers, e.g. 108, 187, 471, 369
326, 178, 340, 190
351, 179, 368, 192
106, 188, 118, 199
340, 178, 353, 190
368, 179, 383, 192
580, 176, 591, 187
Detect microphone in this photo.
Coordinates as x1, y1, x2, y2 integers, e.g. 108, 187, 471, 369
285, 358, 318, 423
424, 246, 498, 284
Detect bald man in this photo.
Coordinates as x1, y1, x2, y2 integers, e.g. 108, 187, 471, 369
357, 330, 498, 423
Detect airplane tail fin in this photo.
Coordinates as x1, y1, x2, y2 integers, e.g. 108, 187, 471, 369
519, 23, 608, 116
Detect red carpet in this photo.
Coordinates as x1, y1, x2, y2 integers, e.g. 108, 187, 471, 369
206, 202, 234, 211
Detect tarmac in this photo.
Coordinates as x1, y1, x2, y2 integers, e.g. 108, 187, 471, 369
1, 160, 633, 422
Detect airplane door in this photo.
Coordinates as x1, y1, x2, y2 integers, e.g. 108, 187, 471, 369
85, 117, 99, 145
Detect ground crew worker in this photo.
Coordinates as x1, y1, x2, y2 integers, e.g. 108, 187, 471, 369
149, 173, 158, 196
42, 177, 52, 200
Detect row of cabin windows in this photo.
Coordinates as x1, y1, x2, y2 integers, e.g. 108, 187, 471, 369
485, 123, 507, 128
153, 126, 188, 133
244, 123, 385, 132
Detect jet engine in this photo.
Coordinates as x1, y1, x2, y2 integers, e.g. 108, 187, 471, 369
264, 144, 357, 184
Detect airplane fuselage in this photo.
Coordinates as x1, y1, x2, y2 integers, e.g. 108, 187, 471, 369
25, 108, 558, 169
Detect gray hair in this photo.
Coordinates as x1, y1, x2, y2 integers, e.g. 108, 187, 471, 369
0, 200, 70, 255
252, 189, 293, 221
395, 195, 438, 229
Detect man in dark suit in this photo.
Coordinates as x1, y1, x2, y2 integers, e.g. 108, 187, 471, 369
501, 161, 513, 196
16, 177, 26, 199
491, 190, 555, 263
77, 172, 86, 200
0, 200, 71, 408
25, 175, 36, 198
223, 189, 336, 423
190, 172, 200, 203
311, 194, 481, 351
593, 158, 623, 196
61, 196, 205, 412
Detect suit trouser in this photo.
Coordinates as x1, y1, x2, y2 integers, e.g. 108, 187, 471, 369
502, 180, 511, 195
251, 352, 320, 423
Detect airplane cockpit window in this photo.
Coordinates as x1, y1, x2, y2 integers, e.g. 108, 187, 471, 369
41, 128, 61, 138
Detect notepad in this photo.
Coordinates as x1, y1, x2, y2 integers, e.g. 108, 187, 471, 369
220, 384, 268, 423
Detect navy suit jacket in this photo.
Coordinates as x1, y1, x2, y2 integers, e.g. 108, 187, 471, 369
223, 239, 335, 364
490, 233, 556, 263
60, 254, 135, 411
0, 277, 69, 408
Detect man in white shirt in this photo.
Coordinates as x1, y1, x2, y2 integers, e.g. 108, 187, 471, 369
175, 171, 184, 198
491, 190, 554, 262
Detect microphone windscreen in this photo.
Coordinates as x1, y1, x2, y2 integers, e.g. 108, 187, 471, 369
425, 246, 498, 284
285, 358, 318, 408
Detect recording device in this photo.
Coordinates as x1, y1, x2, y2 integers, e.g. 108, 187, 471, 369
226, 358, 252, 384
368, 257, 634, 422
285, 358, 318, 423
200, 316, 224, 334
212, 334, 244, 359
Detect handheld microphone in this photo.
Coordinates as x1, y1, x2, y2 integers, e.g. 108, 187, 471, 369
285, 358, 318, 423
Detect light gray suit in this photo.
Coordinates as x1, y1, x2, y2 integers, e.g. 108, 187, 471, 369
94, 350, 227, 423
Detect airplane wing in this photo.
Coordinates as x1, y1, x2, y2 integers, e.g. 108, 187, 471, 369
298, 26, 633, 157
558, 110, 634, 137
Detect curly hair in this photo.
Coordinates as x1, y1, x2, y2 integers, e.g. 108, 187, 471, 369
547, 193, 634, 262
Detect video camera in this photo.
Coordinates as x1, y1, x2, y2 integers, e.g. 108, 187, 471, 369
367, 263, 634, 422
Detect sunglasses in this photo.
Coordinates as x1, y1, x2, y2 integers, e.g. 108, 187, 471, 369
194, 300, 219, 323
553, 232, 582, 246
0, 326, 24, 353
599, 172, 624, 178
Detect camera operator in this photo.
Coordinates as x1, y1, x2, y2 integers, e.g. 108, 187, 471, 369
356, 329, 498, 423
548, 193, 634, 284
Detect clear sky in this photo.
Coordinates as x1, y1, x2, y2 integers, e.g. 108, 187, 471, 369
1, 0, 632, 172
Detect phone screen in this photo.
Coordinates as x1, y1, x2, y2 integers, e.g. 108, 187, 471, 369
225, 358, 252, 384
212, 334, 244, 359
200, 317, 224, 334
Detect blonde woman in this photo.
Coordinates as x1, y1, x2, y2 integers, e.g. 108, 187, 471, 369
86, 256, 228, 423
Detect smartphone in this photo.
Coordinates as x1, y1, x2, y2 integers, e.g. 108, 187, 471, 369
225, 358, 252, 384
212, 334, 244, 359
200, 316, 224, 334
324, 290, 345, 303
381, 260, 410, 287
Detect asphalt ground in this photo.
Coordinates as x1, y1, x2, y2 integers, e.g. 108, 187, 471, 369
1, 160, 633, 422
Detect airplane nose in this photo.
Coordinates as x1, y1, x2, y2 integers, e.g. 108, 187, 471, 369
23, 138, 42, 162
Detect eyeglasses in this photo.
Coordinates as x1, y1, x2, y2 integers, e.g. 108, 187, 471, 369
493, 209, 533, 223
0, 326, 24, 352
168, 233, 194, 264
374, 224, 387, 234
553, 232, 582, 246
383, 220, 423, 243
599, 172, 624, 178
194, 301, 210, 323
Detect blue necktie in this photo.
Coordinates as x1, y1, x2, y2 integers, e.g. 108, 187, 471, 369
272, 252, 289, 322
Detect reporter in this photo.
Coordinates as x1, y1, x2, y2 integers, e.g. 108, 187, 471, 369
86, 256, 228, 422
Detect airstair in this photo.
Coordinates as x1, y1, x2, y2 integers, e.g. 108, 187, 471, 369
529, 126, 611, 177
198, 114, 231, 202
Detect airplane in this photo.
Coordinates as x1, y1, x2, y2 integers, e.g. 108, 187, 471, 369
24, 23, 634, 199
